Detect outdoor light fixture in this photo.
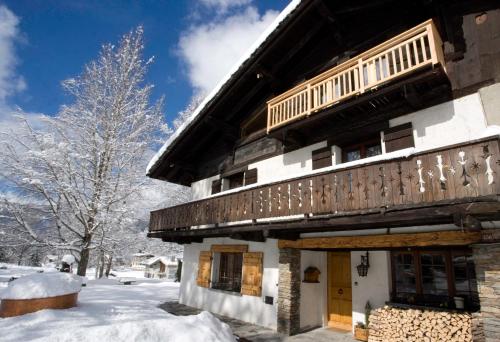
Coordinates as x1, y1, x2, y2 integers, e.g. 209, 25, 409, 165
356, 251, 370, 277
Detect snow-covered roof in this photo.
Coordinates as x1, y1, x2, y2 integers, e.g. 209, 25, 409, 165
61, 254, 76, 264
146, 0, 303, 176
142, 256, 178, 267
132, 252, 155, 257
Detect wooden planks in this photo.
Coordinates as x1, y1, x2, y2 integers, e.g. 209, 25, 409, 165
211, 244, 248, 253
267, 20, 444, 132
149, 137, 500, 232
277, 230, 482, 249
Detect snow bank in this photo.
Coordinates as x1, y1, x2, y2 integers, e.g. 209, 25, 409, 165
2, 272, 82, 300
44, 311, 235, 342
0, 277, 235, 342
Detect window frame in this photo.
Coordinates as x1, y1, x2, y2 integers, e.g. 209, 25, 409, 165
341, 137, 382, 163
211, 252, 243, 293
390, 249, 479, 310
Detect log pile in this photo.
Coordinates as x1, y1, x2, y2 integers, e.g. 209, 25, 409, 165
368, 305, 472, 342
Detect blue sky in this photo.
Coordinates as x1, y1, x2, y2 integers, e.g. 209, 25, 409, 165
0, 0, 289, 125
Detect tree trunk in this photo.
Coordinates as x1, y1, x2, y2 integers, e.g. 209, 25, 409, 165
77, 234, 92, 276
98, 252, 105, 278
105, 255, 113, 277
95, 257, 100, 279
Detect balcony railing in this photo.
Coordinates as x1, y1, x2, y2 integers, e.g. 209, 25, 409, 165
150, 137, 500, 233
266, 19, 445, 132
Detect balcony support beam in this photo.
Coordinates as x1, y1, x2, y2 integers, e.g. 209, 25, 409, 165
150, 199, 500, 244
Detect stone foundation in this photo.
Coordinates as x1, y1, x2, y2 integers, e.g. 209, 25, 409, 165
368, 306, 472, 342
472, 242, 500, 342
277, 248, 301, 335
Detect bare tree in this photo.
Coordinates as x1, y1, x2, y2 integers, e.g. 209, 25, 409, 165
0, 27, 170, 276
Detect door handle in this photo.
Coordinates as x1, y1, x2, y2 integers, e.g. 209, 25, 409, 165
338, 288, 343, 295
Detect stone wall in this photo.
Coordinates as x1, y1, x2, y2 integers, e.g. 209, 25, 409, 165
472, 242, 500, 342
368, 306, 472, 342
277, 248, 301, 335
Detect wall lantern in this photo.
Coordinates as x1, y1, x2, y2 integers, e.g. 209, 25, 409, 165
356, 252, 370, 277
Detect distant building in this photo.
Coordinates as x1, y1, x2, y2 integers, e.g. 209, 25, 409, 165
131, 252, 154, 270
143, 256, 179, 280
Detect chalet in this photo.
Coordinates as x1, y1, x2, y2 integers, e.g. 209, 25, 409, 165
147, 1, 500, 340
143, 256, 179, 280
131, 252, 155, 270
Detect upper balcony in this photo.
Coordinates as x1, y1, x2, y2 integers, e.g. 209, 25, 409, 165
266, 19, 446, 133
149, 137, 500, 242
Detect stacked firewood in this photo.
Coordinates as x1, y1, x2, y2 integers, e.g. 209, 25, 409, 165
368, 306, 472, 342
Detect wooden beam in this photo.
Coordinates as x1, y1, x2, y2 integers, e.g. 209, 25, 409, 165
277, 230, 482, 250
149, 200, 500, 241
211, 244, 248, 253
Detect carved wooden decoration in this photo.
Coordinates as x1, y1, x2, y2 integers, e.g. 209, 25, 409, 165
149, 138, 500, 232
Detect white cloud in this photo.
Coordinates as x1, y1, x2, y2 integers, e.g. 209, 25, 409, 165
0, 5, 45, 137
178, 6, 278, 95
198, 0, 252, 13
0, 5, 25, 103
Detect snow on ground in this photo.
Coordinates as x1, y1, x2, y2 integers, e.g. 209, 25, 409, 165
0, 265, 235, 342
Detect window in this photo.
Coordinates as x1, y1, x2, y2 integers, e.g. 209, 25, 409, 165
227, 172, 244, 189
342, 137, 382, 163
383, 123, 414, 153
391, 249, 479, 310
222, 168, 257, 191
196, 247, 263, 297
212, 252, 243, 292
211, 179, 222, 195
312, 147, 332, 170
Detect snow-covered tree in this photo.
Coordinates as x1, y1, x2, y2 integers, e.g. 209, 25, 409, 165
0, 27, 172, 276
172, 93, 205, 130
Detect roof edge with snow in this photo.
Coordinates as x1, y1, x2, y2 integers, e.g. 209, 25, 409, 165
146, 0, 303, 177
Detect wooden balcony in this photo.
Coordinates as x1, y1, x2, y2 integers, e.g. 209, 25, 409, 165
149, 137, 500, 237
267, 19, 445, 132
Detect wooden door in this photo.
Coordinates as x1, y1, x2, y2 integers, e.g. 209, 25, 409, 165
328, 252, 352, 330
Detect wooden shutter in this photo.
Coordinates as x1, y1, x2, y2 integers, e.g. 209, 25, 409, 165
244, 168, 258, 185
384, 123, 414, 153
196, 251, 212, 288
312, 147, 332, 170
241, 252, 263, 296
211, 179, 221, 195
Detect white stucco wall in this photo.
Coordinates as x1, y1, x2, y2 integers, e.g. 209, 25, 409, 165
300, 250, 328, 330
248, 141, 327, 184
190, 93, 489, 201
390, 93, 487, 151
179, 237, 279, 329
191, 174, 220, 201
350, 251, 391, 330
